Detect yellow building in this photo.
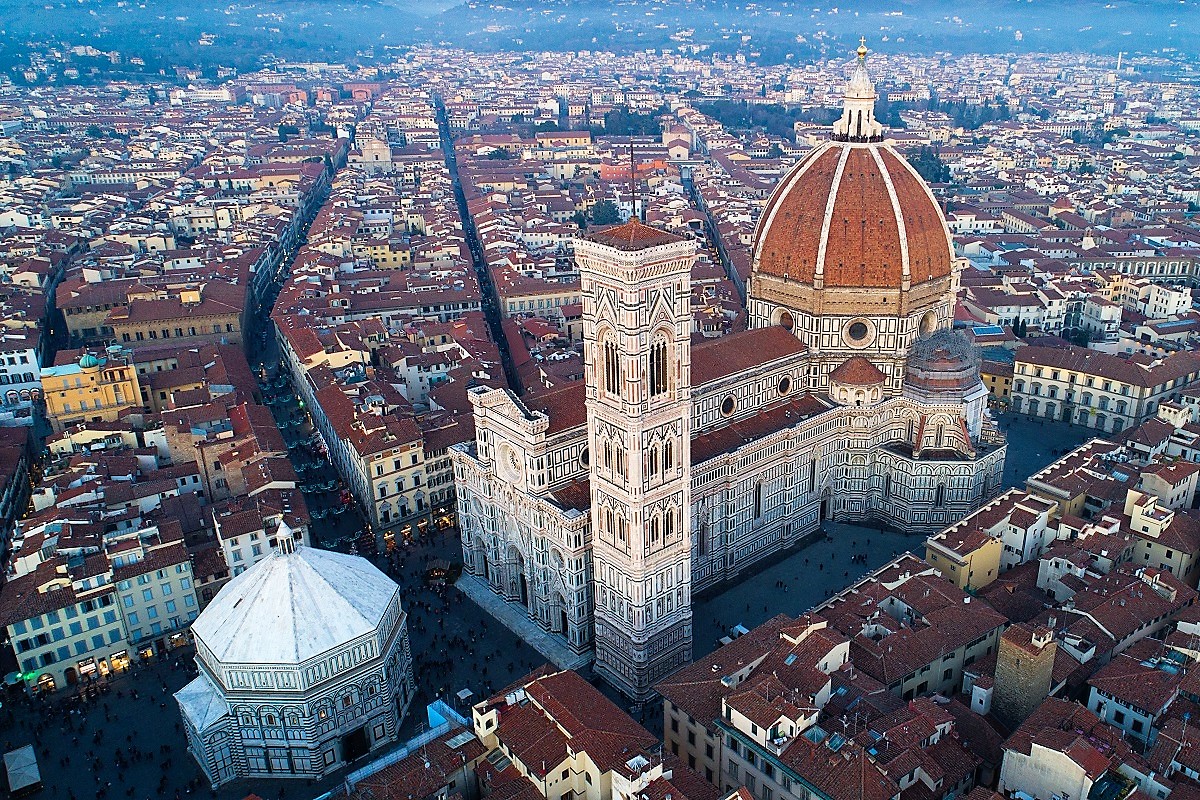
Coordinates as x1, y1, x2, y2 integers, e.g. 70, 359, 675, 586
925, 525, 1004, 591
108, 283, 245, 349
980, 359, 1014, 402
41, 348, 142, 433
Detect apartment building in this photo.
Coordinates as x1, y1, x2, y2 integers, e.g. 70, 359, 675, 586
1011, 344, 1200, 433
41, 348, 142, 433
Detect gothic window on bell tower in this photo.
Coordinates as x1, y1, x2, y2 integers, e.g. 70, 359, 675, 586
649, 338, 668, 397
603, 338, 620, 397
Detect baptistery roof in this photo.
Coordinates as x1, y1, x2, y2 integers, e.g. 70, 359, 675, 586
750, 46, 954, 292
191, 545, 399, 666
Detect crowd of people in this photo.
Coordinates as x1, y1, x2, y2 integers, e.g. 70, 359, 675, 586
0, 656, 223, 800
375, 537, 549, 724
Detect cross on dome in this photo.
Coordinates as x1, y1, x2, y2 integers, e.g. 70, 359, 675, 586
833, 37, 883, 143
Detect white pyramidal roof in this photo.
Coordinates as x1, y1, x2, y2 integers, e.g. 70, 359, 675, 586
191, 545, 399, 666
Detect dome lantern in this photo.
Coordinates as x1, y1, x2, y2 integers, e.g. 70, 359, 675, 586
833, 37, 883, 143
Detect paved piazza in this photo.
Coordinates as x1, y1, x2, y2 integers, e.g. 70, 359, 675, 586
0, 412, 1095, 797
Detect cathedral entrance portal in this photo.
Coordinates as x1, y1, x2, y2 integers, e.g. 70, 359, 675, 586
820, 489, 832, 523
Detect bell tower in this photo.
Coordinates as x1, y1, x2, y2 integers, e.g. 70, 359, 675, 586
576, 219, 696, 699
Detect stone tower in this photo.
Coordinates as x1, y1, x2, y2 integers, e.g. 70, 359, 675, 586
993, 623, 1057, 730
576, 219, 697, 699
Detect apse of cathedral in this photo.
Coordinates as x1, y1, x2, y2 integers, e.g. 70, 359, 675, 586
450, 44, 1008, 700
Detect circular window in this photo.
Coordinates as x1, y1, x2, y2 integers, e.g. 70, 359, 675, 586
778, 376, 791, 395
920, 311, 938, 336
779, 310, 794, 331
847, 322, 869, 341
721, 396, 736, 416
579, 447, 589, 467
497, 442, 523, 482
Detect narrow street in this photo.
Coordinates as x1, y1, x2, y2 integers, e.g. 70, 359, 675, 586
435, 100, 522, 391
242, 146, 551, 734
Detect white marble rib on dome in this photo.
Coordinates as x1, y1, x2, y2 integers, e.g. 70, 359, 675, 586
191, 545, 398, 666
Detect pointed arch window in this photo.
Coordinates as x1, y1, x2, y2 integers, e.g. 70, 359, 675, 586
753, 481, 763, 519
935, 483, 947, 508
649, 338, 668, 397
884, 473, 892, 498
663, 440, 673, 471
648, 447, 659, 477
604, 339, 620, 396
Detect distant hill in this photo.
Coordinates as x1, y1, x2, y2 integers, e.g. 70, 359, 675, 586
0, 0, 1194, 77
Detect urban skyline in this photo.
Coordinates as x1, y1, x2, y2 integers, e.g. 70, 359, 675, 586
0, 11, 1199, 800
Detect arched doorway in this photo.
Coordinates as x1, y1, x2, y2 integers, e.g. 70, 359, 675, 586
473, 537, 487, 577
553, 592, 569, 639
509, 548, 528, 606
65, 667, 78, 686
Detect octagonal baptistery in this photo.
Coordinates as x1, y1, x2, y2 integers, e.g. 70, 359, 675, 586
175, 544, 415, 788
749, 44, 956, 394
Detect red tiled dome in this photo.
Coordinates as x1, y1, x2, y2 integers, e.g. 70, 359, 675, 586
829, 355, 886, 386
752, 143, 953, 289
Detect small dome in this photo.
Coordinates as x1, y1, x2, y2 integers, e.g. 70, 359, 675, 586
79, 353, 101, 369
829, 356, 885, 386
905, 331, 981, 394
191, 545, 399, 665
829, 355, 887, 407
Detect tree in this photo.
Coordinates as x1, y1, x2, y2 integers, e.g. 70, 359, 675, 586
590, 200, 621, 226
487, 148, 512, 160
278, 124, 300, 143
572, 210, 588, 230
536, 121, 560, 132
85, 125, 102, 138
911, 146, 951, 184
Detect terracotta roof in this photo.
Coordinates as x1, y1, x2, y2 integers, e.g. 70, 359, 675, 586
1016, 344, 1200, 389
691, 395, 828, 463
753, 143, 953, 289
829, 355, 886, 386
692, 326, 806, 385
524, 382, 586, 435
582, 220, 684, 251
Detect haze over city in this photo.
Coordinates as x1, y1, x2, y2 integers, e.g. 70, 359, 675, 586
1, 3, 1200, 800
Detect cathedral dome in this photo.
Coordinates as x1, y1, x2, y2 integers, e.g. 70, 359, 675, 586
750, 45, 953, 292
751, 143, 952, 290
